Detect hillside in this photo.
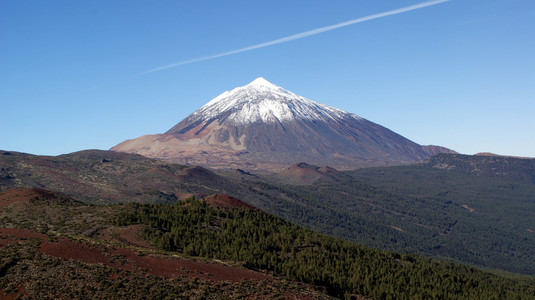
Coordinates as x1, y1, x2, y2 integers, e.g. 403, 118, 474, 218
2, 188, 534, 299
0, 150, 242, 205
0, 188, 329, 299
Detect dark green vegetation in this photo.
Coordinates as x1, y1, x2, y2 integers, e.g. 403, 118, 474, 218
232, 154, 535, 275
116, 199, 535, 299
345, 154, 535, 273
1, 150, 534, 278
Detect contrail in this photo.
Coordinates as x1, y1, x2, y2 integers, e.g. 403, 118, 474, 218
135, 0, 448, 76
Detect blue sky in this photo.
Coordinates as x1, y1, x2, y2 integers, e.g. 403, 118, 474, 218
2, 0, 534, 157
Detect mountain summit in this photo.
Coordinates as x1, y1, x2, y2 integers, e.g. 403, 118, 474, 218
112, 78, 452, 170
167, 77, 355, 128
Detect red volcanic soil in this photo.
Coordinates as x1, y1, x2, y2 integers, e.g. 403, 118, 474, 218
40, 239, 113, 265
0, 227, 49, 248
0, 188, 42, 208
40, 238, 268, 282
114, 249, 269, 282
0, 227, 49, 239
0, 225, 268, 283
203, 194, 256, 210
100, 225, 153, 249
0, 188, 74, 208
0, 284, 29, 300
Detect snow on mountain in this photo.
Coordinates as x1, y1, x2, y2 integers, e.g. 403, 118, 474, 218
187, 77, 359, 125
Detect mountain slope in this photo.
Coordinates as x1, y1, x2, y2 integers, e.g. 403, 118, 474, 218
112, 78, 451, 170
0, 188, 330, 299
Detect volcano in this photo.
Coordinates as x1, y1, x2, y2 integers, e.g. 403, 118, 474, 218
112, 77, 452, 170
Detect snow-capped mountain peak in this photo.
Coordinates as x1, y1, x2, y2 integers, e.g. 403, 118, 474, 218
247, 77, 277, 89
113, 76, 450, 171
189, 77, 359, 125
